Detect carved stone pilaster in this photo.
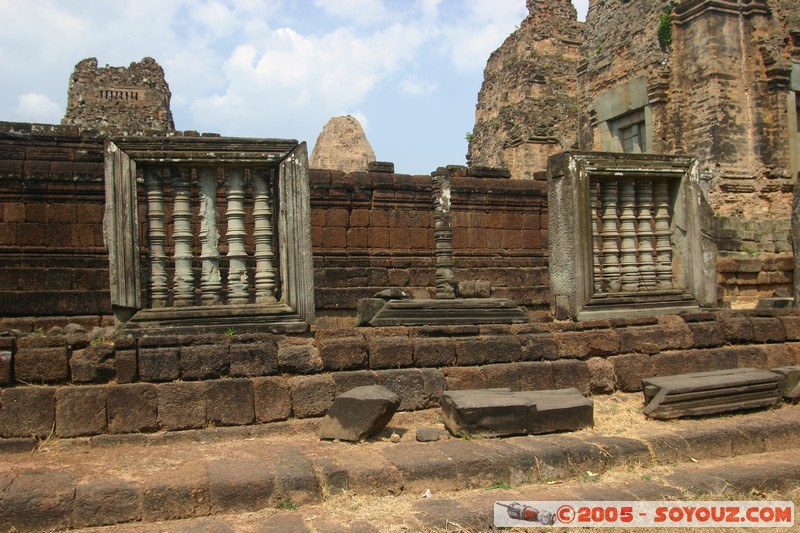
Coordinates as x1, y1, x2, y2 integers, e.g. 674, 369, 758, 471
144, 168, 168, 308
619, 177, 639, 292
590, 178, 602, 293
636, 178, 657, 291
432, 170, 457, 299
225, 168, 249, 304
172, 169, 195, 306
654, 179, 673, 289
600, 180, 621, 293
198, 167, 221, 305
252, 169, 277, 304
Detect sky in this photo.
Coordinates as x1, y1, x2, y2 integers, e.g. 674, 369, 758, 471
0, 0, 589, 175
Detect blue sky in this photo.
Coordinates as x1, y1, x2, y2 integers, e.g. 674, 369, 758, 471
0, 0, 589, 175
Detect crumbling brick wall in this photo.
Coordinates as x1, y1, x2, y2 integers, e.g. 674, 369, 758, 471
309, 168, 550, 326
0, 123, 109, 330
62, 57, 175, 136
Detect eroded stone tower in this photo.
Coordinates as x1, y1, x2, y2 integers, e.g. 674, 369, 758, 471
467, 0, 583, 179
62, 57, 175, 136
310, 115, 376, 173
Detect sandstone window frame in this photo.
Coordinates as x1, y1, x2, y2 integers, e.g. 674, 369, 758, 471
547, 151, 717, 321
791, 62, 800, 179
596, 77, 653, 155
613, 109, 648, 154
104, 136, 315, 335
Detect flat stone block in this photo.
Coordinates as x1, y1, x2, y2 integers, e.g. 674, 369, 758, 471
157, 381, 206, 431
0, 469, 78, 532
107, 383, 158, 434
142, 466, 210, 521
0, 351, 11, 385
375, 369, 426, 411
290, 374, 335, 418
363, 298, 529, 326
368, 335, 413, 369
208, 458, 274, 513
277, 341, 323, 374
206, 379, 254, 426
229, 341, 278, 377
14, 346, 69, 383
0, 387, 55, 438
318, 336, 368, 371
70, 344, 116, 384
319, 385, 400, 441
643, 368, 783, 419
271, 454, 321, 505
115, 349, 138, 383
181, 344, 229, 380
253, 376, 292, 423
71, 479, 142, 528
772, 366, 800, 399
55, 386, 108, 437
139, 347, 180, 382
441, 388, 593, 437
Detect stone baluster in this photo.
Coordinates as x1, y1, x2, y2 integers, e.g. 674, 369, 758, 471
432, 169, 457, 299
144, 168, 168, 308
654, 179, 673, 289
600, 180, 621, 293
225, 168, 250, 304
590, 178, 602, 293
172, 169, 195, 306
198, 167, 222, 305
636, 178, 657, 291
619, 177, 639, 292
252, 169, 277, 303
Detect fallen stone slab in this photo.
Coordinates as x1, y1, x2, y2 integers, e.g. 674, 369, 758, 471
771, 366, 800, 399
441, 388, 593, 437
642, 368, 783, 419
318, 385, 400, 442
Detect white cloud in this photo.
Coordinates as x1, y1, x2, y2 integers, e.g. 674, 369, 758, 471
15, 93, 62, 123
312, 0, 389, 26
438, 0, 527, 72
191, 20, 429, 136
398, 77, 438, 95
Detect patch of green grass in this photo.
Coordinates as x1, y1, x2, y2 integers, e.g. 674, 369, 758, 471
277, 499, 296, 511
487, 480, 512, 490
31, 327, 45, 337
224, 327, 236, 338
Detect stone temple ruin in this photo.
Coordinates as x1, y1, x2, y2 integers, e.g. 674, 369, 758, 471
1, 2, 800, 528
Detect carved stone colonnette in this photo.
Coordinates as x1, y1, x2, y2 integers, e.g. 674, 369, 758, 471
547, 152, 717, 321
104, 137, 314, 335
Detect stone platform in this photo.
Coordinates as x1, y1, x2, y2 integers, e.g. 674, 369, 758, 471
1, 403, 799, 531
357, 297, 529, 326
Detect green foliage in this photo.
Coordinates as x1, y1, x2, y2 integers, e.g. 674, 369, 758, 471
31, 327, 45, 337
465, 131, 475, 144
224, 327, 236, 338
90, 336, 106, 347
487, 480, 512, 490
277, 499, 296, 510
744, 247, 759, 257
658, 7, 673, 50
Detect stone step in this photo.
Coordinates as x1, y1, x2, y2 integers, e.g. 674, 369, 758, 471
2, 403, 799, 531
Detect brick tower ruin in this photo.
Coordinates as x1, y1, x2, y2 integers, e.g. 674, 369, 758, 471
62, 57, 175, 136
467, 0, 583, 180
